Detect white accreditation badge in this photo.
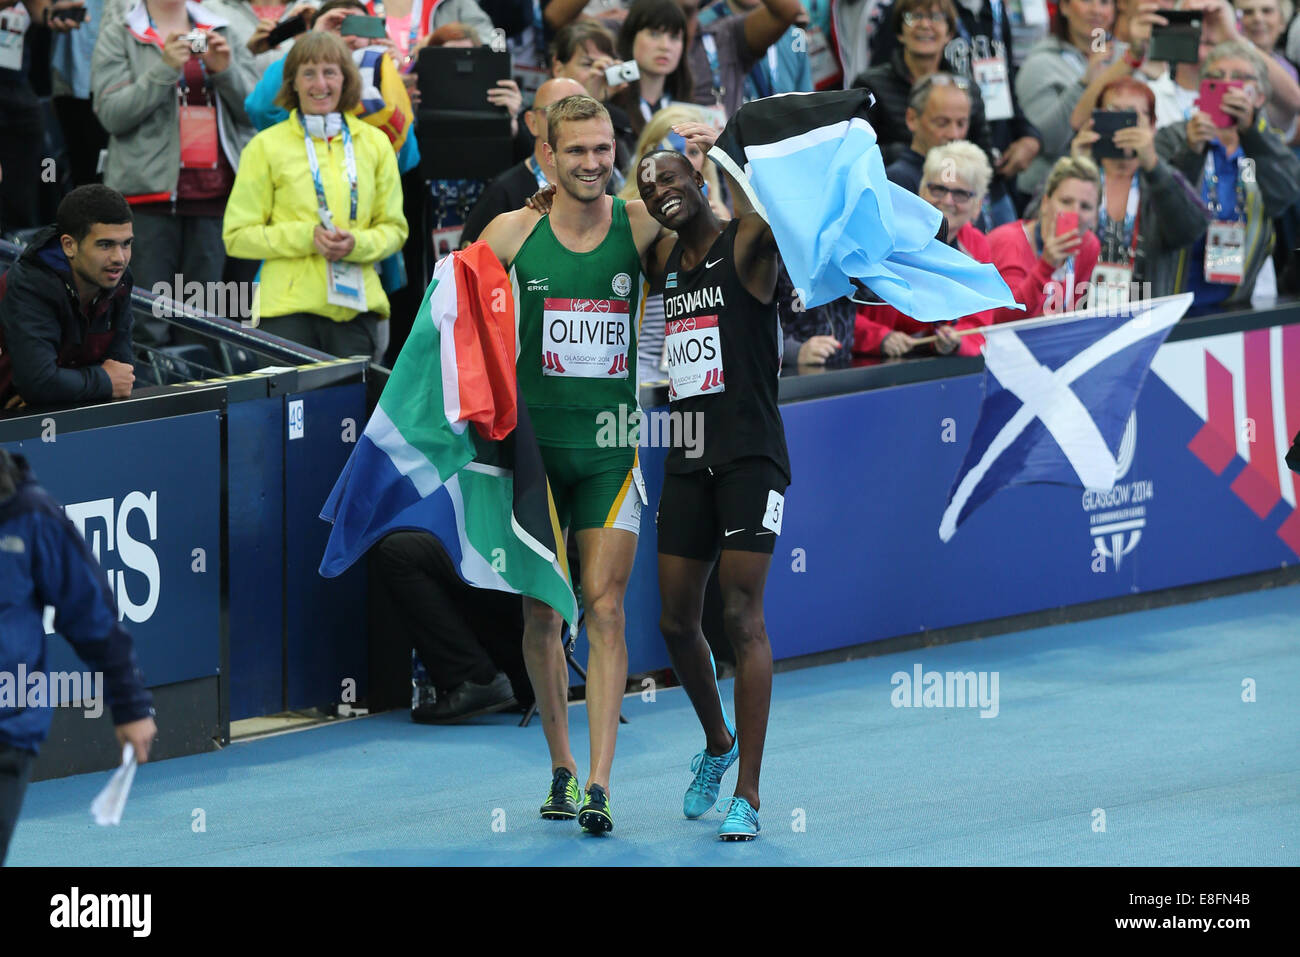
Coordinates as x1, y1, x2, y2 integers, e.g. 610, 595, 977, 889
1204, 220, 1246, 285
326, 260, 368, 311
0, 4, 29, 71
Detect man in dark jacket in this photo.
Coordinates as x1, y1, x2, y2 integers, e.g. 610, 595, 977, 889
0, 449, 157, 864
0, 185, 136, 410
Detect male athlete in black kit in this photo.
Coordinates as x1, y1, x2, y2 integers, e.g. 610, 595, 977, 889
637, 124, 790, 841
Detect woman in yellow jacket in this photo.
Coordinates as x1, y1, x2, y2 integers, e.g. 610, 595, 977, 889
223, 31, 408, 358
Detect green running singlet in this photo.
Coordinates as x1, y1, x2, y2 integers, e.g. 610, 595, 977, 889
510, 198, 644, 449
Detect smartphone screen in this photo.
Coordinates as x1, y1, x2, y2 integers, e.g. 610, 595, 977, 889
340, 14, 388, 39
1056, 211, 1079, 237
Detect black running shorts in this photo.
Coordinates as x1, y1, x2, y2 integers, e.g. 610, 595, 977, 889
656, 457, 788, 560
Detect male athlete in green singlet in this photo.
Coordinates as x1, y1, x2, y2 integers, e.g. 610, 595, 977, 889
478, 95, 666, 835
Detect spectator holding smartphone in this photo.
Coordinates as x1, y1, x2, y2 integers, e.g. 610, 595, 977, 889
1014, 0, 1120, 198
1232, 0, 1300, 137
222, 31, 408, 355
91, 0, 257, 347
1153, 38, 1300, 305
1070, 77, 1209, 301
988, 154, 1103, 317
245, 0, 417, 163
361, 0, 494, 65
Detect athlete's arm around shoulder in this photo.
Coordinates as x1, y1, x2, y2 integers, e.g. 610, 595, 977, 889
477, 206, 545, 272
624, 198, 675, 284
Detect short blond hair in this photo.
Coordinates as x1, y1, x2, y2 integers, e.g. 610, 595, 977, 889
546, 94, 613, 151
275, 32, 361, 114
1044, 153, 1101, 200
920, 141, 992, 202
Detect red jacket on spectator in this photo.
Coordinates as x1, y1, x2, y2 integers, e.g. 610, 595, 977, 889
987, 218, 1100, 321
854, 222, 997, 357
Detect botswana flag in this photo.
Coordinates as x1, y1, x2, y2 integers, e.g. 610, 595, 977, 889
319, 243, 577, 627
707, 89, 1019, 319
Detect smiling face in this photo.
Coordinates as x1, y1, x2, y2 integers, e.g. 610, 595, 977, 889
921, 171, 978, 237
900, 5, 951, 58
633, 26, 684, 78
295, 59, 344, 115
1060, 0, 1116, 47
637, 151, 705, 229
63, 222, 134, 293
547, 116, 616, 202
1236, 0, 1285, 51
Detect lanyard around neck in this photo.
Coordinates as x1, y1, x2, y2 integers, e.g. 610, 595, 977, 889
303, 116, 358, 228
1098, 169, 1141, 263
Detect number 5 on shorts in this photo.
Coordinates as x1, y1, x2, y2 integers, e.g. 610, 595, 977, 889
762, 490, 784, 535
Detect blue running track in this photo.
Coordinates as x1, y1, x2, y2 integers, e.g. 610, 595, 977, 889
8, 586, 1298, 866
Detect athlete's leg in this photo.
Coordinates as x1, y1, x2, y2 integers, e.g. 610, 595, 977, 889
521, 596, 577, 776
658, 554, 733, 756
573, 526, 638, 792
717, 549, 773, 810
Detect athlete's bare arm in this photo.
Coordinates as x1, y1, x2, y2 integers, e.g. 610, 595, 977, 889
674, 122, 779, 305
477, 206, 545, 272
624, 199, 674, 283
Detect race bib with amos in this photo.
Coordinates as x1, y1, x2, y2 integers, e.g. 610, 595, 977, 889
542, 298, 631, 377
665, 314, 725, 399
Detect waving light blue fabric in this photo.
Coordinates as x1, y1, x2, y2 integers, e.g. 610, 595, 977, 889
708, 89, 1021, 320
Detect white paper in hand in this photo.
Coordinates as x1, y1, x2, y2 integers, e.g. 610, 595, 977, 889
91, 744, 138, 826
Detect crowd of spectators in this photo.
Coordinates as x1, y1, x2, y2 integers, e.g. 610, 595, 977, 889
4, 0, 1300, 387
7, 0, 1300, 720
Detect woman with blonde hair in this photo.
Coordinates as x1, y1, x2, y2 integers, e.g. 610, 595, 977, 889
855, 140, 1000, 358
223, 32, 408, 357
988, 153, 1102, 318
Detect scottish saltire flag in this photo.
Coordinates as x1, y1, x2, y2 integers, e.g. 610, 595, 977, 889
319, 243, 578, 627
707, 89, 1019, 318
939, 294, 1195, 541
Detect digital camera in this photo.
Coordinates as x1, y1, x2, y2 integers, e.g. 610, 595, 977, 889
605, 60, 640, 86
185, 30, 208, 54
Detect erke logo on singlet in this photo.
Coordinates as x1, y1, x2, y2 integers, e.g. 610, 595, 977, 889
542, 298, 632, 378
525, 277, 550, 292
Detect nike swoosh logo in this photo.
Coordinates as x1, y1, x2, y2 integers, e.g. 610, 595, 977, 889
756, 530, 775, 535
724, 528, 744, 536
705, 259, 723, 269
